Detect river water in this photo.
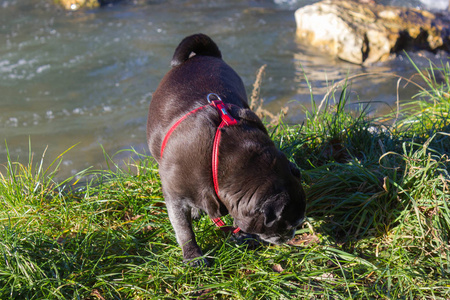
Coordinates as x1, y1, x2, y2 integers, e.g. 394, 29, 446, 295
1, 0, 449, 179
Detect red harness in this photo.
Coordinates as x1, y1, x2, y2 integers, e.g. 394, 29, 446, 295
160, 93, 241, 234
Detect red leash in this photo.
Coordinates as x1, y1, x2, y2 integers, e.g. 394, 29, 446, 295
160, 93, 241, 234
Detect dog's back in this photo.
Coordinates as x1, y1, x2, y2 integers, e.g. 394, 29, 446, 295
147, 33, 248, 158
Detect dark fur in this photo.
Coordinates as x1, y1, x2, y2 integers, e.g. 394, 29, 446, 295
147, 34, 306, 263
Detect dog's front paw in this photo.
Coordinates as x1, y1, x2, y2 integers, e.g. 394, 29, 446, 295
182, 243, 209, 267
184, 256, 210, 268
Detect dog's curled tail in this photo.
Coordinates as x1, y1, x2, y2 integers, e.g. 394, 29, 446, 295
170, 33, 222, 67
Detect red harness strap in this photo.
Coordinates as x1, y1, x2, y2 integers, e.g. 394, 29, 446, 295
160, 104, 209, 157
160, 93, 241, 234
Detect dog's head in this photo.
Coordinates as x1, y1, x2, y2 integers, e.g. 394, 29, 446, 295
229, 146, 307, 244
216, 108, 306, 244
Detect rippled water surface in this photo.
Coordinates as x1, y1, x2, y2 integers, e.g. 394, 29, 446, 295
1, 0, 449, 178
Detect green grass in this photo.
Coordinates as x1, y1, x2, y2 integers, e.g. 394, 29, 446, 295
1, 59, 450, 299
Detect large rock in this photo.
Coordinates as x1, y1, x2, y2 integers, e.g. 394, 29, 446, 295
295, 0, 450, 64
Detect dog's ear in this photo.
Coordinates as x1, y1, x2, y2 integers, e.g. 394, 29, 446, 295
289, 161, 301, 179
230, 107, 268, 134
262, 197, 285, 227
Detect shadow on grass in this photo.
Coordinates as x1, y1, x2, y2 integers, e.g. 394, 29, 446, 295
270, 78, 450, 250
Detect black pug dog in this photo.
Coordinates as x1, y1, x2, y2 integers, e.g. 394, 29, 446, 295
147, 33, 306, 264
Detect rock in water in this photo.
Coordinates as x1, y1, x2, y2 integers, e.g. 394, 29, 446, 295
295, 0, 450, 64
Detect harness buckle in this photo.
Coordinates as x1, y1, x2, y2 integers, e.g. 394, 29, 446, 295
206, 93, 238, 126
207, 93, 221, 103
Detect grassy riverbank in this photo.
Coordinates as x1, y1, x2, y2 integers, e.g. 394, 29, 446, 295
1, 60, 449, 299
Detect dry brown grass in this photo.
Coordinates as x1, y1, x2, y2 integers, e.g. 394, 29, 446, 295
249, 64, 288, 125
